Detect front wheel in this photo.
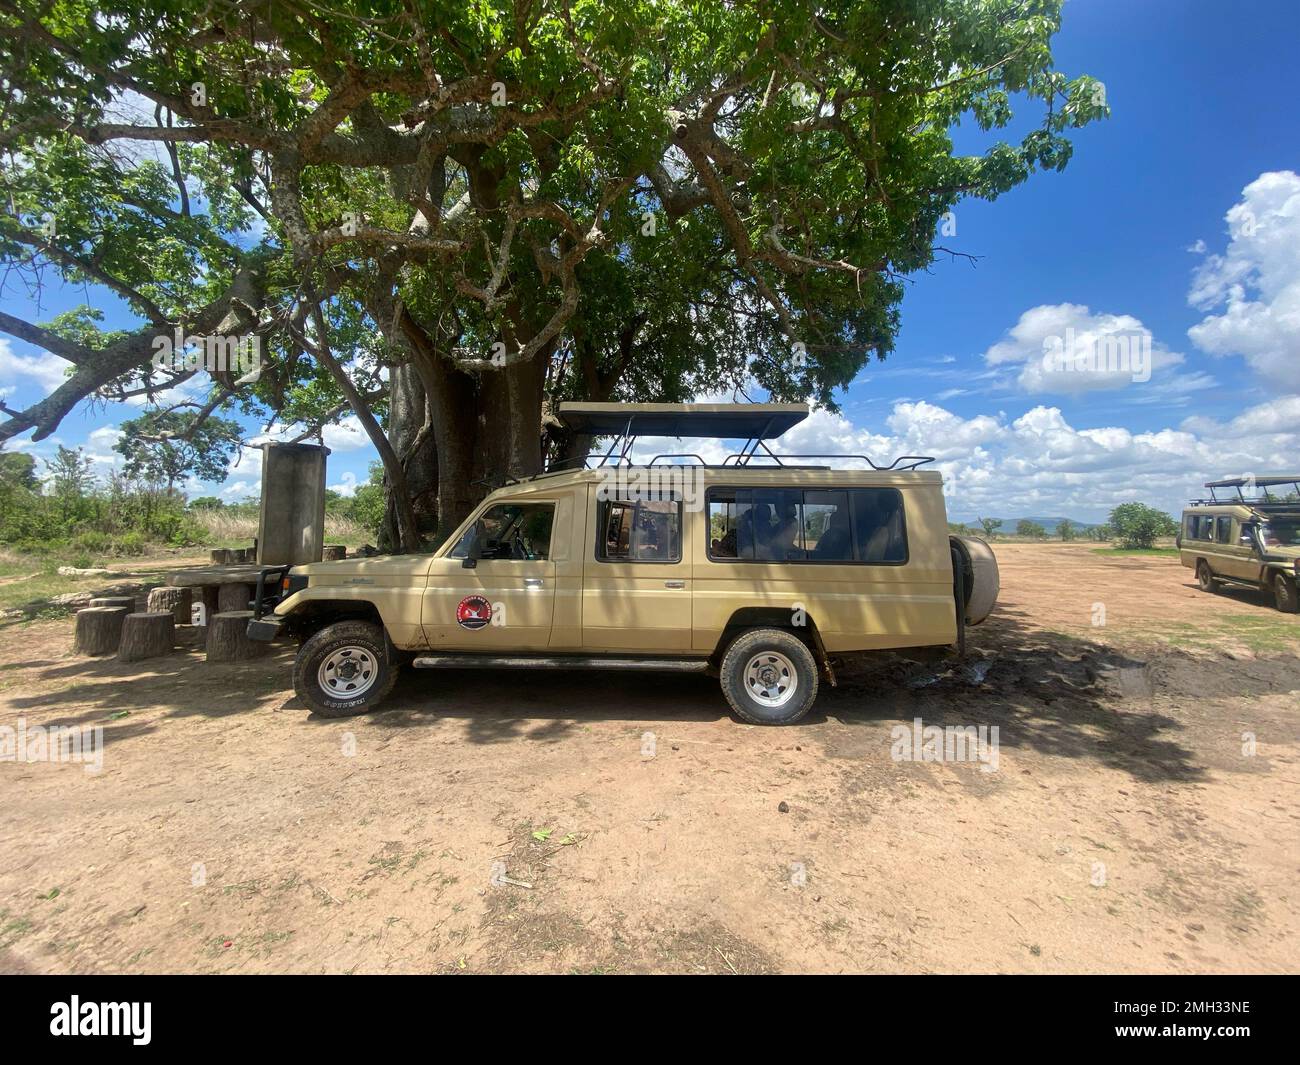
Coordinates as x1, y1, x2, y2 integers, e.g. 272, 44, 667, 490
719, 628, 819, 725
293, 621, 398, 717
1273, 572, 1299, 614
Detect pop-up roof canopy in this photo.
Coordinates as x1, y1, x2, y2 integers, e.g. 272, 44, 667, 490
558, 401, 808, 440
1205, 476, 1300, 488
1196, 475, 1300, 506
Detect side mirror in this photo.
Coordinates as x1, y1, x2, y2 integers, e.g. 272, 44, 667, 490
461, 536, 482, 569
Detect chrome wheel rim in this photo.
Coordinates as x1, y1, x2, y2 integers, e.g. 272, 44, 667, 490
744, 651, 798, 708
318, 645, 378, 698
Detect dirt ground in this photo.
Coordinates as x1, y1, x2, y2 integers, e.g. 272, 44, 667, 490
1, 543, 1296, 974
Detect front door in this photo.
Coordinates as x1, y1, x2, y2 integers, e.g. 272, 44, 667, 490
422, 500, 558, 650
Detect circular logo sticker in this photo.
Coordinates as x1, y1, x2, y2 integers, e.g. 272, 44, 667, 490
456, 595, 493, 630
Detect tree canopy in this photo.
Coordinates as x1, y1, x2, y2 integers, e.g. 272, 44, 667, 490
0, 0, 1106, 548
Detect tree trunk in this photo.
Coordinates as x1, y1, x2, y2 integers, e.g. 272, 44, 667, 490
383, 340, 551, 551
206, 611, 269, 662
322, 544, 346, 560
147, 586, 193, 624
117, 612, 175, 663
73, 606, 130, 655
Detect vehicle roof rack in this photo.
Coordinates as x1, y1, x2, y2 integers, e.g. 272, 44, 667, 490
552, 401, 933, 472
1191, 475, 1300, 506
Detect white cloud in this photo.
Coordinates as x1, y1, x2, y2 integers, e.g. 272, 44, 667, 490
220, 478, 259, 502
0, 338, 72, 394
85, 426, 124, 467
329, 471, 359, 497
982, 303, 1204, 396
321, 416, 369, 451
772, 396, 1300, 522
1187, 169, 1300, 390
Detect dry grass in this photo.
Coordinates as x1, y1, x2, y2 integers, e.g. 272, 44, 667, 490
195, 510, 371, 547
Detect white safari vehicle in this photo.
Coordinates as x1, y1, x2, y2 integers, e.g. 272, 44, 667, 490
249, 403, 999, 724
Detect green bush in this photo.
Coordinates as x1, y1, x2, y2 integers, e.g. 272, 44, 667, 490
113, 531, 148, 556
72, 530, 112, 554
1108, 502, 1179, 549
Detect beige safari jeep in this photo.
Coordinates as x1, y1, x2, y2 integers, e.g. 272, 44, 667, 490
249, 403, 999, 725
1178, 476, 1300, 613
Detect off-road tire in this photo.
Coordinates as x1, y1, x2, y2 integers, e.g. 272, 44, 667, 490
1196, 560, 1219, 592
294, 620, 398, 717
1272, 572, 1298, 614
719, 628, 819, 726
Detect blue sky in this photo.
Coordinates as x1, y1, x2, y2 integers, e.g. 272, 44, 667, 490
2, 0, 1297, 522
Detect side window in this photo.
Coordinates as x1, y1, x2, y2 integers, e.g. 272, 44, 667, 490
753, 488, 805, 561
853, 488, 907, 562
449, 503, 554, 561
597, 497, 681, 562
1216, 516, 1232, 544
1196, 515, 1213, 540
709, 490, 752, 559
804, 490, 853, 561
1183, 515, 1196, 540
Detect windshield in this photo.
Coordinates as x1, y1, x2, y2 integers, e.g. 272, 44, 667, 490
1259, 521, 1300, 548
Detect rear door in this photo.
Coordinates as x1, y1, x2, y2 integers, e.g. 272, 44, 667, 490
580, 487, 694, 651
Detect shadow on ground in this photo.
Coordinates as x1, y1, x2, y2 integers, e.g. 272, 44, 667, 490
14, 606, 1297, 782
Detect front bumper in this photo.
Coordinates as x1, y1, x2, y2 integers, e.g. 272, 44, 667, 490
246, 615, 285, 642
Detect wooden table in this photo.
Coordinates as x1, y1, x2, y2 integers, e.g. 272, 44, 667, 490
166, 565, 282, 618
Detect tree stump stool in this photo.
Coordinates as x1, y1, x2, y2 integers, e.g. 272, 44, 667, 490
146, 586, 192, 624
89, 596, 136, 610
117, 612, 175, 663
209, 548, 232, 565
206, 611, 268, 663
217, 583, 252, 613
73, 606, 131, 655
322, 544, 346, 561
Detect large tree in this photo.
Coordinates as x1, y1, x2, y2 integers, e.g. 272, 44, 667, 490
0, 0, 1105, 550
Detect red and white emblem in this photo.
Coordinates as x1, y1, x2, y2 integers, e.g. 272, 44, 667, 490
456, 594, 493, 630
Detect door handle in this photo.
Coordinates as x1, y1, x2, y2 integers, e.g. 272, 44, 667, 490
524, 578, 545, 588
664, 580, 686, 589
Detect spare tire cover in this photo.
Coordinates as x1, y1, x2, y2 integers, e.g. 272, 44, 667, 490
951, 535, 999, 626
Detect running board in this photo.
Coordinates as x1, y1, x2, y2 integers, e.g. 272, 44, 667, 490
412, 654, 711, 673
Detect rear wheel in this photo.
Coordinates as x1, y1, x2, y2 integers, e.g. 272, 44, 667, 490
294, 620, 398, 717
719, 628, 819, 725
1273, 572, 1298, 613
1196, 560, 1219, 592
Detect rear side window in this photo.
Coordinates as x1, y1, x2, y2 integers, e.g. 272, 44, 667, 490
853, 489, 908, 562
1216, 516, 1232, 543
707, 487, 906, 564
597, 497, 682, 562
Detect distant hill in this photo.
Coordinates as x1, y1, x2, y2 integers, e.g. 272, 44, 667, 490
951, 516, 1102, 534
